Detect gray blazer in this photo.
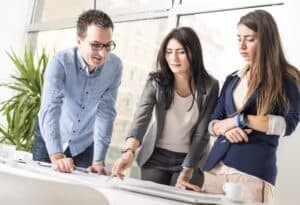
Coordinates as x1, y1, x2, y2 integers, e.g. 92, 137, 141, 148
127, 75, 219, 168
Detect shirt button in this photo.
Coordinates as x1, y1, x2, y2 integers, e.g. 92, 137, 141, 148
72, 130, 76, 133
78, 119, 81, 122
82, 106, 85, 109
86, 92, 89, 95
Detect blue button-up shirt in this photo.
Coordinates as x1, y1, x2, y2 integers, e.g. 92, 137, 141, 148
38, 47, 122, 162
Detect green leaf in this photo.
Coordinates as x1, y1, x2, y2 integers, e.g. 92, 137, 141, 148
0, 46, 49, 152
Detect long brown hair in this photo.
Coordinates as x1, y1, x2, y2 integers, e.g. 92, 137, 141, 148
238, 10, 300, 115
151, 27, 208, 110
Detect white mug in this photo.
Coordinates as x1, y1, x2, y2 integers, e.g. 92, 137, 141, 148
223, 182, 244, 202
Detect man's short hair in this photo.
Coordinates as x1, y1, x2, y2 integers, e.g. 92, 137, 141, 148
77, 9, 114, 38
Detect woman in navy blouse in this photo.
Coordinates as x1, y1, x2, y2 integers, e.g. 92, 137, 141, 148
178, 10, 300, 203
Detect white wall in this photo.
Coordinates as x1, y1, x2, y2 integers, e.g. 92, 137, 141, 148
274, 1, 300, 204
280, 0, 300, 68
0, 0, 33, 124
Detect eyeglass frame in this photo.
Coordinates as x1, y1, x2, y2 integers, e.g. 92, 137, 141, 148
86, 40, 116, 52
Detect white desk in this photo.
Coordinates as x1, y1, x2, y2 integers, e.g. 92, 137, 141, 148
0, 159, 262, 205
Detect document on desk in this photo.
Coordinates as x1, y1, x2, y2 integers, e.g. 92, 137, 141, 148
12, 159, 118, 188
11, 159, 222, 204
117, 180, 224, 204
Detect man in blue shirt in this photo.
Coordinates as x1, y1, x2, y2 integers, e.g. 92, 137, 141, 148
32, 9, 123, 174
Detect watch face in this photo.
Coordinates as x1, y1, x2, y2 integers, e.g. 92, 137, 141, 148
241, 113, 248, 128
237, 113, 247, 128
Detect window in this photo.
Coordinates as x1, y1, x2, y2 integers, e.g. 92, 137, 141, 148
179, 5, 283, 81
96, 0, 172, 15
107, 19, 168, 172
32, 28, 76, 53
32, 0, 91, 23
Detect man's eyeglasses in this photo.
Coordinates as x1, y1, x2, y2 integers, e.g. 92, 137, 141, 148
88, 41, 116, 52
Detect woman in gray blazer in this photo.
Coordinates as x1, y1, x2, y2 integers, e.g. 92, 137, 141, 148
112, 27, 219, 188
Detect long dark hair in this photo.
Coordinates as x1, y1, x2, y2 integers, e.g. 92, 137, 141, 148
238, 10, 300, 115
150, 27, 208, 110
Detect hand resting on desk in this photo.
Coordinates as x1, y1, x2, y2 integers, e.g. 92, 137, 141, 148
87, 163, 110, 175
50, 152, 75, 173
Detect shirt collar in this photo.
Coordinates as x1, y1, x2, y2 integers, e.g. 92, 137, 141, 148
76, 48, 103, 75
76, 48, 88, 73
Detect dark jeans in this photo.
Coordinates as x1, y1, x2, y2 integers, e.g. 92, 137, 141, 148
141, 147, 204, 187
32, 123, 93, 168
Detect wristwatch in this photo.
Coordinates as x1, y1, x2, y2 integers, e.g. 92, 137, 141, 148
238, 113, 248, 128
235, 113, 248, 128
181, 167, 194, 180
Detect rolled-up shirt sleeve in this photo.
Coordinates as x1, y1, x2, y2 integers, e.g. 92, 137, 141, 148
208, 120, 219, 137
266, 115, 286, 137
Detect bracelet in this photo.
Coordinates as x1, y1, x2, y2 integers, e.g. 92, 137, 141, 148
181, 167, 194, 180
121, 148, 135, 156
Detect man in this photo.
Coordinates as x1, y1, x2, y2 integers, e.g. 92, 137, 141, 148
32, 9, 122, 174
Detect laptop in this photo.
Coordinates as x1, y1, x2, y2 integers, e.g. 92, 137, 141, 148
118, 181, 224, 204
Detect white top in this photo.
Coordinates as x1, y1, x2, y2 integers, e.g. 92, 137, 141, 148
156, 92, 199, 153
233, 68, 249, 111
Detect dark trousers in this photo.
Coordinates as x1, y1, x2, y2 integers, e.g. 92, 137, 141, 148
141, 147, 204, 187
32, 123, 93, 168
